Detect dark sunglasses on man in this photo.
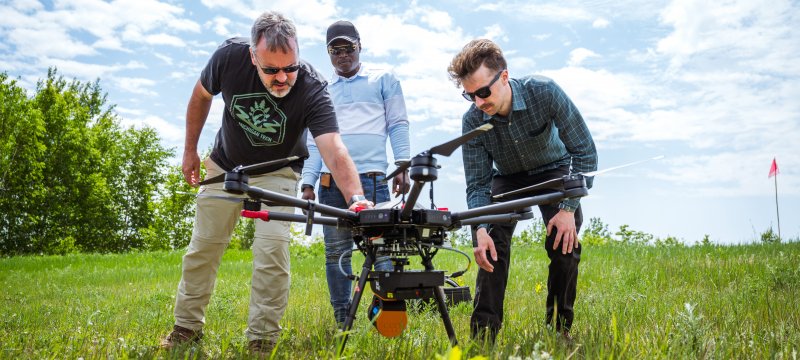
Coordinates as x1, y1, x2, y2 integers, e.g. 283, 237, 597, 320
251, 49, 301, 75
327, 44, 358, 56
462, 69, 506, 102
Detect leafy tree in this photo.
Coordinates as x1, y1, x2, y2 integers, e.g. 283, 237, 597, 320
760, 227, 780, 244
0, 73, 47, 253
514, 219, 546, 245
142, 165, 197, 250
582, 217, 613, 245
0, 69, 172, 255
615, 224, 654, 245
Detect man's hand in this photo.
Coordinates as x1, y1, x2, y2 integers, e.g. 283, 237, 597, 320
348, 199, 374, 211
547, 210, 580, 254
301, 187, 315, 201
182, 151, 201, 187
473, 228, 497, 272
391, 171, 410, 196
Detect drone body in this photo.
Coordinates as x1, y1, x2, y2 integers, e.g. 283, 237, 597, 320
224, 126, 594, 353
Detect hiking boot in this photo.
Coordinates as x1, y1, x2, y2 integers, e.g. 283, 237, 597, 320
160, 325, 203, 349
247, 338, 276, 358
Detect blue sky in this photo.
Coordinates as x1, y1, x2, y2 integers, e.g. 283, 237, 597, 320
2, 0, 798, 244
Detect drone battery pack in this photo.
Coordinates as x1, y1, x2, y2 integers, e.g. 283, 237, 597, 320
358, 209, 395, 225
367, 296, 408, 337
416, 209, 451, 226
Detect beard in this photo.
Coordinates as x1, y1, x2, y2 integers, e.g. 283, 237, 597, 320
267, 78, 296, 98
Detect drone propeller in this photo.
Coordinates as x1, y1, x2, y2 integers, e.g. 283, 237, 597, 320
580, 155, 664, 177
492, 177, 564, 200
385, 123, 494, 180
493, 155, 664, 200
199, 156, 300, 186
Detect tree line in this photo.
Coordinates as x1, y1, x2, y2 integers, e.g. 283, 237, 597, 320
0, 70, 204, 255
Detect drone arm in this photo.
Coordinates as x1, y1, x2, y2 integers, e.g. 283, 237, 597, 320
452, 191, 567, 223
241, 183, 357, 221
399, 180, 425, 220
240, 210, 344, 227
456, 211, 533, 227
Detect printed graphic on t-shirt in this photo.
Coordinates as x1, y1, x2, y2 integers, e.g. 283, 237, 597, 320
230, 93, 287, 146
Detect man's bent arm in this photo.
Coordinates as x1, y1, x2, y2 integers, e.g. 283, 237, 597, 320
314, 132, 364, 201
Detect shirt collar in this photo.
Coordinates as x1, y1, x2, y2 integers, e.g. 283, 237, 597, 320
330, 63, 364, 84
481, 77, 527, 123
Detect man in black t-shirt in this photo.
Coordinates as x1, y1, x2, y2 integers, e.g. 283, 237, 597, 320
160, 11, 371, 354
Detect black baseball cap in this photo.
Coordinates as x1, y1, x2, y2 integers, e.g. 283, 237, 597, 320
326, 20, 360, 46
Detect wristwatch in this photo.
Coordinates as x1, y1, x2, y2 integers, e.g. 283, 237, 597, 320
300, 184, 314, 192
558, 202, 577, 213
348, 194, 367, 207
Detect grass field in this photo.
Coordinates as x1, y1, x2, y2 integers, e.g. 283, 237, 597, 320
1, 241, 799, 359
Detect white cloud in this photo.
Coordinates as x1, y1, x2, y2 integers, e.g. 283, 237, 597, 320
154, 53, 174, 65
111, 76, 157, 96
567, 47, 599, 66
481, 24, 507, 42
144, 33, 186, 47
198, 0, 340, 44
8, 26, 97, 59
11, 0, 43, 11
209, 16, 233, 37
532, 33, 551, 41
592, 17, 610, 28
120, 114, 183, 144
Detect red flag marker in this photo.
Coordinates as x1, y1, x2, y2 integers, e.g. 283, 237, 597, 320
768, 157, 780, 178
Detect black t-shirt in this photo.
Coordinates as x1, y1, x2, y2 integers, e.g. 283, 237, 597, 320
200, 37, 338, 173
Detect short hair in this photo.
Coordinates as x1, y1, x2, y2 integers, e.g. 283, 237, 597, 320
447, 39, 507, 88
250, 11, 297, 53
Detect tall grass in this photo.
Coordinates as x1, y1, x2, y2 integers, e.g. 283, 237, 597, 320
1, 241, 798, 359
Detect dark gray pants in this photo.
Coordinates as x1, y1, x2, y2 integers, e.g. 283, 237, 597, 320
470, 166, 583, 340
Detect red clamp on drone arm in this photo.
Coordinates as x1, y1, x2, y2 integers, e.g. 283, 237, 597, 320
241, 209, 269, 221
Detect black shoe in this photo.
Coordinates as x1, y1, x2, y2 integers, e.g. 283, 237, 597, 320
160, 325, 203, 349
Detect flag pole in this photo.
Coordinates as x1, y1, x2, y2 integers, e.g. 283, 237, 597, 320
774, 171, 781, 240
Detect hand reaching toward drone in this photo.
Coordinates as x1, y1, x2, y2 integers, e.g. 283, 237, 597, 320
391, 171, 411, 196
348, 199, 374, 211
301, 187, 316, 201
182, 151, 201, 187
547, 210, 580, 254
473, 227, 498, 272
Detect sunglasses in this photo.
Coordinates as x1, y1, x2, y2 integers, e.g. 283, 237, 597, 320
462, 69, 505, 102
327, 44, 357, 56
252, 50, 300, 75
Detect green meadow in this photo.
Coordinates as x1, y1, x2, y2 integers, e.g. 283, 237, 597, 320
1, 241, 798, 359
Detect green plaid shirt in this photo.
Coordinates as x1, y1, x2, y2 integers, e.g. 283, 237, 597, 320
462, 75, 597, 220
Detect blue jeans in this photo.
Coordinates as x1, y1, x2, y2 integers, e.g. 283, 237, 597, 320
318, 173, 393, 324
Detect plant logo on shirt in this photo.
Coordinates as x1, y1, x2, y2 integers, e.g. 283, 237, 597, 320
230, 93, 287, 146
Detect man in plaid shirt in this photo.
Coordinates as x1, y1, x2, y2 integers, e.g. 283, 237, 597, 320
448, 39, 597, 343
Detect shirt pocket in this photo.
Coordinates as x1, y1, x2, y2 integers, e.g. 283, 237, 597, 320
513, 120, 555, 153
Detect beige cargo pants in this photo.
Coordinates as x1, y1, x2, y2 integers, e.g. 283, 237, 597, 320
173, 157, 298, 342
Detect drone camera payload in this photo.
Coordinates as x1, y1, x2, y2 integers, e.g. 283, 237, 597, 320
368, 296, 408, 337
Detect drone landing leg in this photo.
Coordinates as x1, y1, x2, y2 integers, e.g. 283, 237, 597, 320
338, 253, 375, 354
418, 253, 458, 345
433, 285, 458, 345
